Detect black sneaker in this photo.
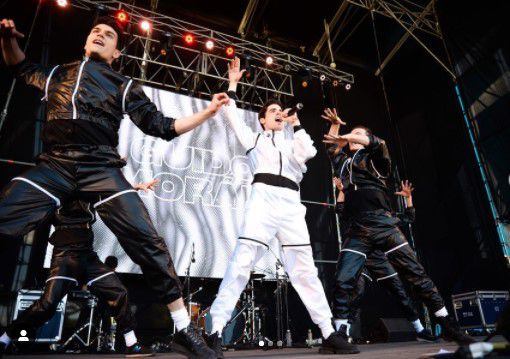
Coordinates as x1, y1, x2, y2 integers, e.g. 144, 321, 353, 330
319, 325, 360, 355
172, 323, 215, 359
125, 342, 155, 358
204, 332, 224, 359
416, 329, 438, 342
436, 316, 476, 345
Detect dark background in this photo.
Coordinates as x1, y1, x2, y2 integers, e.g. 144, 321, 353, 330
0, 0, 508, 345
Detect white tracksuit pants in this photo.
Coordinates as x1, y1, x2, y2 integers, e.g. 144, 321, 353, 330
210, 182, 333, 333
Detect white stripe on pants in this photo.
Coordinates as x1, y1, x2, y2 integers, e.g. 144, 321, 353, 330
210, 183, 333, 332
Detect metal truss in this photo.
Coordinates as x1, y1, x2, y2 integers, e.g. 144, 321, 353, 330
346, 0, 441, 38
346, 0, 454, 77
70, 0, 354, 107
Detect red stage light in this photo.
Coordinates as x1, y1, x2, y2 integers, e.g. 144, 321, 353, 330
115, 10, 129, 24
225, 46, 235, 57
140, 20, 151, 32
56, 0, 68, 7
184, 34, 195, 45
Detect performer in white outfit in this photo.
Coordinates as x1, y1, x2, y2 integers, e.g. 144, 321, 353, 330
205, 58, 359, 357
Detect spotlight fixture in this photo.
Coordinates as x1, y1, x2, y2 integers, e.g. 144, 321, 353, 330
184, 33, 195, 45
140, 20, 151, 32
160, 32, 173, 56
205, 39, 215, 51
56, 0, 68, 7
319, 74, 327, 82
265, 55, 274, 66
345, 83, 352, 90
298, 67, 312, 88
332, 79, 339, 87
115, 10, 129, 24
225, 46, 235, 57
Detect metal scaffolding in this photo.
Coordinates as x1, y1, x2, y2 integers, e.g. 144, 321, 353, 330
70, 0, 354, 107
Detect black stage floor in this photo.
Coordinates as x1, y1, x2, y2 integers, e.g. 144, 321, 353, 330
8, 340, 460, 358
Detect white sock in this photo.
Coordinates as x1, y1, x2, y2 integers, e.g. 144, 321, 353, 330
319, 321, 335, 339
123, 330, 137, 347
211, 321, 224, 337
171, 308, 191, 332
334, 319, 350, 335
434, 307, 448, 318
412, 319, 424, 333
0, 332, 11, 346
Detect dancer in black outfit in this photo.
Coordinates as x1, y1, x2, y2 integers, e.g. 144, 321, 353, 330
335, 177, 436, 342
321, 108, 474, 348
0, 17, 226, 358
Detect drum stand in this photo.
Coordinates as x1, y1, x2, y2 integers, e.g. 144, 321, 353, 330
274, 259, 291, 348
61, 295, 100, 352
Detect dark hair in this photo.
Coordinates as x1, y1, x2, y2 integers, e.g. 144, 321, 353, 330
351, 125, 372, 136
258, 99, 283, 120
92, 16, 126, 50
104, 255, 118, 270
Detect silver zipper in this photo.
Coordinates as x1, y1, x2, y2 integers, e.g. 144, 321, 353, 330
71, 58, 89, 119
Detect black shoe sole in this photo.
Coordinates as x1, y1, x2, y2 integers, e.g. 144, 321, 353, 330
172, 342, 215, 359
319, 347, 360, 355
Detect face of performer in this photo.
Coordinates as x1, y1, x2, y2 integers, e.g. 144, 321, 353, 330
84, 24, 121, 65
349, 127, 368, 151
260, 103, 285, 131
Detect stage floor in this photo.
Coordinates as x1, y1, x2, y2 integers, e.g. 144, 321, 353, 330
10, 340, 460, 358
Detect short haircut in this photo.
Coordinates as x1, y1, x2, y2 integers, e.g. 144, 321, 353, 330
92, 16, 126, 50
351, 125, 372, 136
258, 99, 283, 120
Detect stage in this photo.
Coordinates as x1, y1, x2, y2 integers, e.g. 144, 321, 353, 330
10, 340, 459, 358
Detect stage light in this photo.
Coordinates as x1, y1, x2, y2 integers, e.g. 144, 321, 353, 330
265, 55, 274, 66
319, 74, 327, 82
225, 46, 235, 57
298, 67, 312, 88
345, 83, 351, 90
140, 20, 151, 32
332, 79, 339, 87
184, 33, 195, 45
115, 10, 129, 24
205, 39, 215, 51
56, 0, 68, 7
160, 32, 172, 57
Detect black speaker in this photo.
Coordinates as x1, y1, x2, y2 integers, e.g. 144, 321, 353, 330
370, 318, 416, 342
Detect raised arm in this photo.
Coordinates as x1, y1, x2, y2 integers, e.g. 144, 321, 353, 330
221, 57, 258, 151
395, 180, 415, 223
125, 82, 229, 140
1, 19, 25, 66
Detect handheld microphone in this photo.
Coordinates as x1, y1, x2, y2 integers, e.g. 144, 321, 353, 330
286, 103, 304, 116
191, 243, 196, 263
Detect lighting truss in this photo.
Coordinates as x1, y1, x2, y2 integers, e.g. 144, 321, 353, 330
70, 0, 355, 107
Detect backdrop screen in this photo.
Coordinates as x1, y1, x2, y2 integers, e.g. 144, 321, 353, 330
45, 86, 286, 278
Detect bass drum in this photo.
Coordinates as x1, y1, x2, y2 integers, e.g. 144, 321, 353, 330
201, 306, 245, 346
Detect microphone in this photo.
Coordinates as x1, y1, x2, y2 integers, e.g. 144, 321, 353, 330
286, 103, 303, 116
191, 243, 196, 263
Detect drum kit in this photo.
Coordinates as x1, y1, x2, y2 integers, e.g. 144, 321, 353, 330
183, 274, 291, 349
182, 243, 293, 349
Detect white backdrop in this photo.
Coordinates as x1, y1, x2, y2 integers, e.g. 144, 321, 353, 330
45, 86, 284, 279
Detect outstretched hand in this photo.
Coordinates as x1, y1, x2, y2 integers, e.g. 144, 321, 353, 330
321, 108, 346, 126
395, 180, 414, 198
208, 92, 230, 114
134, 179, 160, 192
0, 19, 24, 39
228, 57, 246, 84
